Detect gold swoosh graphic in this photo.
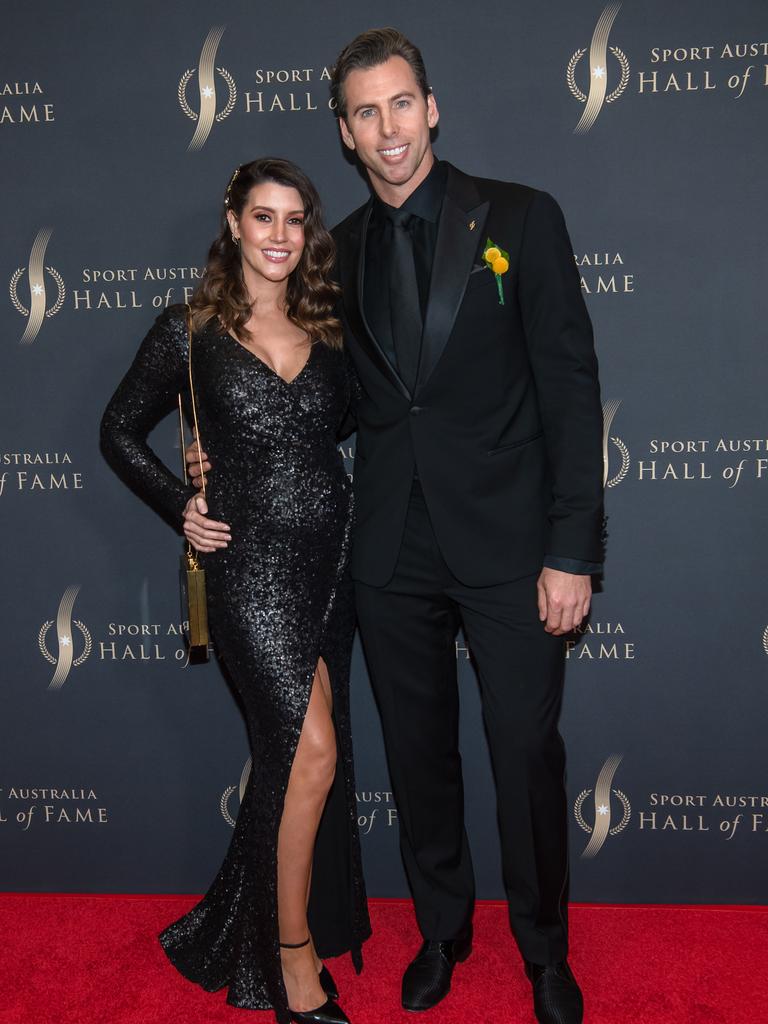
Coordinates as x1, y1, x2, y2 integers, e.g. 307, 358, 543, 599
189, 26, 225, 153
602, 398, 621, 487
582, 753, 622, 858
239, 756, 252, 803
575, 3, 622, 135
21, 228, 52, 345
49, 584, 80, 690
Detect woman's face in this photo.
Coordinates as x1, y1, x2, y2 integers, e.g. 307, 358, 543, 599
227, 181, 305, 286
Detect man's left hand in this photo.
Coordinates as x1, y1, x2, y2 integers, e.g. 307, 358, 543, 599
537, 567, 592, 636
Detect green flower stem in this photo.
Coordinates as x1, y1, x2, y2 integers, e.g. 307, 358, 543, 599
495, 274, 505, 306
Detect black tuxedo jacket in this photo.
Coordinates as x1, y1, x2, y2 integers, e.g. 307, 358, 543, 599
333, 162, 604, 588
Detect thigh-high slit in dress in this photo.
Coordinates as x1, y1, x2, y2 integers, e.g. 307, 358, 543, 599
100, 306, 370, 1021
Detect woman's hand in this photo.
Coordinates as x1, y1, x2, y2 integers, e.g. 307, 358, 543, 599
185, 434, 211, 489
183, 494, 231, 553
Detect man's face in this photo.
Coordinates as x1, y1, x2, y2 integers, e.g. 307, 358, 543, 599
339, 56, 439, 201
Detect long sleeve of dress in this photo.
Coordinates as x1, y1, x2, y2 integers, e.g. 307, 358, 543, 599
100, 306, 195, 525
337, 345, 361, 441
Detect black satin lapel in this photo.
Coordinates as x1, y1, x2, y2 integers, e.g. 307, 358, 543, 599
353, 205, 410, 399
339, 207, 372, 349
416, 197, 490, 392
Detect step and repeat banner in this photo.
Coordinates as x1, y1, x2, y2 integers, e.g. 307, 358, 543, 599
1, 1, 766, 904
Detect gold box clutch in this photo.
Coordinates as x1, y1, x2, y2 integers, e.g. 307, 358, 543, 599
182, 549, 209, 651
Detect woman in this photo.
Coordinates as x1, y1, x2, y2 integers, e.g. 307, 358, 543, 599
100, 158, 369, 1024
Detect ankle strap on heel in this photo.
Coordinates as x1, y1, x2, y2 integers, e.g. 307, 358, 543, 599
280, 936, 311, 949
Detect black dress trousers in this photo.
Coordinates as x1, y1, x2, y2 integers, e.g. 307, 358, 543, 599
354, 482, 569, 965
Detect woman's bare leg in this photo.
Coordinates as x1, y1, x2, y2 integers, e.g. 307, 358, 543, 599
278, 658, 336, 1012
305, 659, 333, 972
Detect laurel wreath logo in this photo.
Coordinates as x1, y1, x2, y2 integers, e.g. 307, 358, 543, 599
574, 787, 631, 836
178, 67, 237, 122
220, 757, 252, 826
607, 437, 630, 488
9, 266, 66, 318
38, 619, 92, 667
567, 46, 630, 104
220, 785, 238, 827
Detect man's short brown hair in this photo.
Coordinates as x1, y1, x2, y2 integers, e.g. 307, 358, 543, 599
331, 28, 430, 120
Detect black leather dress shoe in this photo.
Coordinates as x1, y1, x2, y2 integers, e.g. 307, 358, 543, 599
524, 960, 584, 1024
289, 996, 350, 1024
401, 932, 472, 1011
318, 964, 338, 999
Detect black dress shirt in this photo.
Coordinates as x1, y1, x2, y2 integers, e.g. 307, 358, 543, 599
363, 158, 446, 370
362, 159, 600, 577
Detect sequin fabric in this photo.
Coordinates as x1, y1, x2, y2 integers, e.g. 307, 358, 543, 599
100, 305, 371, 1021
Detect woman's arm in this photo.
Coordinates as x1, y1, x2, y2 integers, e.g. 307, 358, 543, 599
100, 306, 196, 525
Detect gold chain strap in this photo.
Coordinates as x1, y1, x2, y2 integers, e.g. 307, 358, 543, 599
178, 305, 206, 571
178, 304, 206, 499
186, 306, 206, 500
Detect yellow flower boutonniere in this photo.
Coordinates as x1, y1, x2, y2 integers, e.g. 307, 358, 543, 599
482, 238, 509, 306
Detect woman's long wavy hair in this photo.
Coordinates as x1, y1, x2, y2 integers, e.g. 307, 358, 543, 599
189, 157, 341, 348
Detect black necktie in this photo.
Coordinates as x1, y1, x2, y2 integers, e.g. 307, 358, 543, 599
386, 207, 422, 393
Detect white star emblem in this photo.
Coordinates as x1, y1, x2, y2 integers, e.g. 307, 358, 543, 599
59, 635, 72, 647
592, 65, 606, 80
32, 283, 44, 296
597, 804, 609, 816
202, 86, 214, 98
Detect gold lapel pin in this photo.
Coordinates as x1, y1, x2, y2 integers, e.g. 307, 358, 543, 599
468, 220, 476, 231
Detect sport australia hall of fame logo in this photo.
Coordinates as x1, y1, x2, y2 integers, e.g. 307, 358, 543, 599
38, 585, 92, 690
567, 3, 630, 134
574, 754, 632, 858
178, 26, 237, 152
8, 228, 66, 344
603, 398, 630, 488
220, 756, 252, 826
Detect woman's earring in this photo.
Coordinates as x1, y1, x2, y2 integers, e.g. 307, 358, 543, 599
232, 233, 240, 245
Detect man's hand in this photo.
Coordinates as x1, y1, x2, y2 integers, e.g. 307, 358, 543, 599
537, 567, 592, 636
182, 495, 231, 553
185, 433, 211, 490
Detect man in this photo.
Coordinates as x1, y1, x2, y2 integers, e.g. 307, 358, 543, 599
186, 28, 603, 1024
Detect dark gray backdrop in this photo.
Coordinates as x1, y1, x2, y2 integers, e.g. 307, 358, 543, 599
2, 0, 767, 904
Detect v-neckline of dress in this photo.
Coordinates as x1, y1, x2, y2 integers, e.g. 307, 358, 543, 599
221, 327, 314, 386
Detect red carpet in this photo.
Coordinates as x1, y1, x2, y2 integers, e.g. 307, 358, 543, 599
0, 896, 764, 1024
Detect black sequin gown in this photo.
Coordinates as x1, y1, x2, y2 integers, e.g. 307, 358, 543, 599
100, 306, 370, 1021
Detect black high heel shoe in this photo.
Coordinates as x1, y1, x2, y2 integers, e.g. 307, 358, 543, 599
288, 999, 350, 1024
280, 938, 350, 1024
318, 964, 339, 999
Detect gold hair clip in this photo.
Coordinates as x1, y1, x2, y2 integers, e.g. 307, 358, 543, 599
224, 166, 240, 207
